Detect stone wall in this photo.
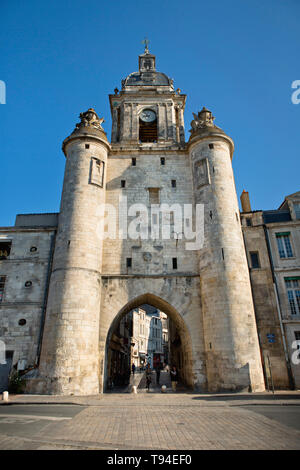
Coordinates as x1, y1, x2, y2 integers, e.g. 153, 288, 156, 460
0, 229, 55, 370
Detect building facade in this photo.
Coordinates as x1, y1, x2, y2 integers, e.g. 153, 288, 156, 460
0, 46, 296, 395
241, 190, 300, 389
131, 307, 167, 369
106, 311, 132, 388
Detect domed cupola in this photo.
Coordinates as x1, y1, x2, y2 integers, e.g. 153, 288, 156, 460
121, 44, 174, 91
109, 42, 186, 146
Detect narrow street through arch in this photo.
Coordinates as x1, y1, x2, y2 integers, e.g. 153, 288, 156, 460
105, 303, 189, 393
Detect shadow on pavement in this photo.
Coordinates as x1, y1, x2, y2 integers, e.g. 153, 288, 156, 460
191, 393, 300, 401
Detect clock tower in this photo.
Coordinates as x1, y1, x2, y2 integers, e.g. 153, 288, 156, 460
109, 47, 186, 147
26, 43, 265, 395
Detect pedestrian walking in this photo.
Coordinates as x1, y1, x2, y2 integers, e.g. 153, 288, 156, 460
146, 363, 152, 392
155, 362, 162, 385
131, 363, 136, 375
170, 365, 178, 392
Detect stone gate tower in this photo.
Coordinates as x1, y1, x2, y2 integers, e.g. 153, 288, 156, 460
30, 109, 110, 394
189, 108, 265, 391
28, 46, 265, 395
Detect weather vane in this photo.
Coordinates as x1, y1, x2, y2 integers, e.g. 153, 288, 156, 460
141, 37, 150, 53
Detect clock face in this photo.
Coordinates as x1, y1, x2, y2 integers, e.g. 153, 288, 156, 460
140, 109, 156, 122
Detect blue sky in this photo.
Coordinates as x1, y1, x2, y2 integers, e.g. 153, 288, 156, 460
1, 0, 299, 226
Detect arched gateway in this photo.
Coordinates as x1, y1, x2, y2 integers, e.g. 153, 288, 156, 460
101, 291, 201, 392
26, 46, 265, 395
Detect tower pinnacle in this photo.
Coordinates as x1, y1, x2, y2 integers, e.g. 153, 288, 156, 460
141, 37, 150, 53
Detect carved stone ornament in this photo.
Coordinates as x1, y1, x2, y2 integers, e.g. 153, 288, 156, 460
143, 252, 152, 262
75, 108, 104, 131
189, 107, 215, 134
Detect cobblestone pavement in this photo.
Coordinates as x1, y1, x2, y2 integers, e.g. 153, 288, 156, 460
1, 391, 300, 450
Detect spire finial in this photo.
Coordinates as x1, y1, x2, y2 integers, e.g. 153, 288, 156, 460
141, 37, 150, 53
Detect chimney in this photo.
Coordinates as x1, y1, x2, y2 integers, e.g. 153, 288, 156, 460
240, 190, 252, 212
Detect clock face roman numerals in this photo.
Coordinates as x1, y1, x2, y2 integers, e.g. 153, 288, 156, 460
140, 109, 156, 122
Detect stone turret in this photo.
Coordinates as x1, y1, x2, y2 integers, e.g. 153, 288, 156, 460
30, 108, 109, 395
188, 107, 265, 392
240, 190, 252, 212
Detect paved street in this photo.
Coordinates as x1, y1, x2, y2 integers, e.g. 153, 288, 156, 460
0, 390, 300, 450
0, 404, 85, 449
242, 405, 300, 432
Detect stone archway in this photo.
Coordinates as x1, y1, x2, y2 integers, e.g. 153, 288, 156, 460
101, 292, 199, 392
98, 276, 207, 393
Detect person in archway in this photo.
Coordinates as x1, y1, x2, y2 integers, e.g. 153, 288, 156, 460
155, 362, 162, 386
170, 365, 178, 392
146, 363, 152, 392
131, 363, 136, 376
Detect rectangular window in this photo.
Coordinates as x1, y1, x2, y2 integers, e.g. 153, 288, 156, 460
121, 180, 126, 188
171, 180, 176, 188
209, 143, 214, 149
250, 252, 260, 269
0, 242, 11, 260
126, 258, 132, 268
172, 258, 178, 269
85, 144, 90, 149
0, 276, 6, 303
132, 158, 136, 166
161, 157, 165, 166
246, 218, 252, 227
276, 233, 293, 258
148, 188, 160, 205
285, 278, 300, 315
